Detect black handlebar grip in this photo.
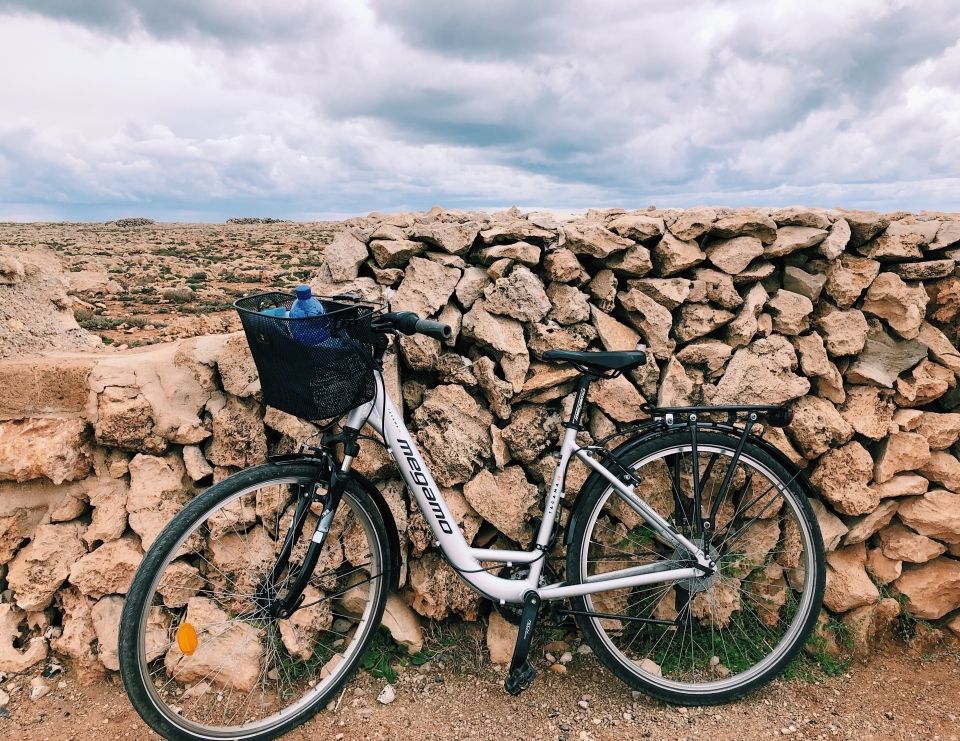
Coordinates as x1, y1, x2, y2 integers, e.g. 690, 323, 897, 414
415, 318, 452, 341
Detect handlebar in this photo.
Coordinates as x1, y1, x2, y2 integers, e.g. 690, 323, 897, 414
373, 311, 452, 341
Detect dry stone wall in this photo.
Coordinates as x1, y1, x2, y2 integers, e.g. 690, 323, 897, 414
1, 205, 960, 679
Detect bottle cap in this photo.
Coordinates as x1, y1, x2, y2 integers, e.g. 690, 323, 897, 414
295, 284, 312, 300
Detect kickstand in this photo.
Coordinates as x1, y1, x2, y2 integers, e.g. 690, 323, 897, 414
504, 591, 540, 695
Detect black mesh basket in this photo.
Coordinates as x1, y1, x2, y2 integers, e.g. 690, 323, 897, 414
234, 292, 381, 421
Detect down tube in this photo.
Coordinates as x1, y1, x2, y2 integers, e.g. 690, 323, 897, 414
357, 372, 529, 604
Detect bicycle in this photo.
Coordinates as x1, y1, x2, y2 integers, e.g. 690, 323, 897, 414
118, 292, 825, 740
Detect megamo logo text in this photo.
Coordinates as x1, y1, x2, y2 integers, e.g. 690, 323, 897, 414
397, 439, 453, 534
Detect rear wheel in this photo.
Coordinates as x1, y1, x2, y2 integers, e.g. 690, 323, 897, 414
119, 462, 390, 740
566, 430, 824, 705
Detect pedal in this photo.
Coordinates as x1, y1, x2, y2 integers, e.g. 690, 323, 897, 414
503, 591, 541, 696
504, 660, 537, 695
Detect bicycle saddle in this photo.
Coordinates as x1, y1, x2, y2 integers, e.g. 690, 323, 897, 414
542, 349, 647, 372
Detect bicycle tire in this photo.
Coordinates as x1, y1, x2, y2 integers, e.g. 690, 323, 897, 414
566, 429, 825, 705
119, 462, 391, 741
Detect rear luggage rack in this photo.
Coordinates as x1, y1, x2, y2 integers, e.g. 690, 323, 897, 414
642, 403, 794, 428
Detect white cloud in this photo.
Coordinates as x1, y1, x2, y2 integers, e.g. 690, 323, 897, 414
0, 0, 958, 220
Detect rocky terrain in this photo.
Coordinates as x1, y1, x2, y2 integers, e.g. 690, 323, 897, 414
0, 205, 959, 712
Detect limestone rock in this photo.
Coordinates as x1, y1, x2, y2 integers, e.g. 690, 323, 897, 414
705, 236, 763, 274
455, 266, 491, 309
127, 452, 189, 549
714, 336, 810, 405
809, 442, 876, 516
915, 413, 960, 450
164, 597, 265, 692
710, 211, 778, 243
69, 537, 142, 599
0, 603, 48, 674
825, 255, 881, 309
675, 341, 732, 378
216, 333, 259, 398
382, 594, 423, 653
819, 217, 851, 260
675, 304, 735, 344
893, 557, 960, 619
407, 553, 483, 620
483, 266, 551, 322
476, 241, 541, 267
607, 244, 654, 277
461, 301, 529, 391
657, 357, 694, 407
50, 587, 101, 681
591, 306, 640, 352
669, 207, 716, 240
607, 213, 664, 242
859, 219, 939, 261
898, 489, 960, 545
842, 598, 900, 657
398, 332, 441, 372
917, 451, 960, 491
587, 374, 647, 422
823, 543, 879, 612
866, 548, 902, 585
653, 232, 706, 276
895, 359, 955, 407
526, 322, 596, 359
392, 257, 461, 318
90, 595, 126, 671
767, 290, 813, 336
765, 226, 827, 257
473, 355, 513, 420
809, 498, 849, 551
771, 207, 831, 230
501, 405, 558, 464
7, 522, 86, 611
814, 307, 869, 357
794, 332, 831, 377
691, 268, 742, 309
0, 418, 90, 485
844, 499, 899, 546
412, 385, 491, 487
874, 432, 931, 484
543, 249, 587, 284
562, 222, 633, 259
617, 285, 675, 358
814, 362, 846, 405
841, 211, 889, 246
206, 396, 267, 468
918, 322, 960, 375
84, 478, 130, 546
463, 466, 538, 542
789, 396, 854, 460
369, 238, 424, 269
840, 386, 895, 441
546, 282, 591, 326
182, 444, 213, 482
931, 220, 960, 250
845, 323, 927, 387
893, 259, 956, 281
587, 269, 617, 312
627, 278, 690, 310
861, 272, 928, 340
410, 220, 480, 255
725, 283, 768, 348
323, 231, 368, 281
871, 474, 929, 500
783, 265, 827, 302
486, 611, 519, 664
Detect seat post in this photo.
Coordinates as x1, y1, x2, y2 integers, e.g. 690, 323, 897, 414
565, 374, 595, 430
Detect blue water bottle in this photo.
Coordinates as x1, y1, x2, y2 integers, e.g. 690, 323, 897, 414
289, 284, 329, 344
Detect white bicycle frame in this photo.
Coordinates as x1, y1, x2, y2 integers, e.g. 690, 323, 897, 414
341, 370, 714, 606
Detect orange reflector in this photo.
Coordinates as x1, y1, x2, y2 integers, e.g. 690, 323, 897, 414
176, 623, 198, 655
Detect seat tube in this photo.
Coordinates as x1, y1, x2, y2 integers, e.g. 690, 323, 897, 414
566, 375, 593, 429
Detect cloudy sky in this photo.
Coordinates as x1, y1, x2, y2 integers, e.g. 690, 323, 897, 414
1, 0, 958, 222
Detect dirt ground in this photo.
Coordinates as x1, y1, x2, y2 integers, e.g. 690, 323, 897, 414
4, 641, 959, 741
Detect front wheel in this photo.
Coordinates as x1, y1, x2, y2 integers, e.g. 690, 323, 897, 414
566, 429, 825, 705
119, 462, 391, 741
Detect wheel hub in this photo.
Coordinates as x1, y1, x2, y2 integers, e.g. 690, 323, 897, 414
671, 539, 720, 595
